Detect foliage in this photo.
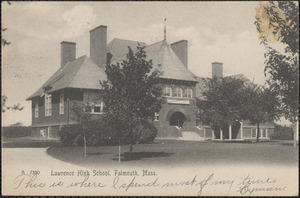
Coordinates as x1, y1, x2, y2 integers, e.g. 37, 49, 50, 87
2, 126, 31, 138
197, 76, 281, 142
58, 120, 114, 146
197, 76, 247, 129
1, 28, 11, 47
10, 122, 23, 127
58, 119, 157, 146
242, 84, 280, 142
2, 95, 24, 113
100, 46, 162, 150
121, 120, 157, 144
270, 123, 293, 140
59, 100, 114, 146
255, 1, 299, 122
242, 84, 280, 124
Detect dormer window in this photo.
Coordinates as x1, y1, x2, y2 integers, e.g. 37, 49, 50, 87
164, 86, 172, 97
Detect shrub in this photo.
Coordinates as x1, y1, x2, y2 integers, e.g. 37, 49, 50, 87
58, 124, 81, 146
269, 124, 293, 140
58, 119, 157, 146
128, 120, 157, 144
2, 126, 31, 137
58, 119, 115, 146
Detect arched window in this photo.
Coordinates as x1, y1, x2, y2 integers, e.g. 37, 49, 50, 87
172, 87, 182, 98
164, 86, 172, 97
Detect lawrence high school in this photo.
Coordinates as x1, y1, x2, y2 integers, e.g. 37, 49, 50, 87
27, 25, 274, 142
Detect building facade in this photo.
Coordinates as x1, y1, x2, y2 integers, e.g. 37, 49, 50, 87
27, 25, 274, 141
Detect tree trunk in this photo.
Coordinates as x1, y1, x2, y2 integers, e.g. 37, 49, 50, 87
129, 144, 133, 152
256, 123, 260, 143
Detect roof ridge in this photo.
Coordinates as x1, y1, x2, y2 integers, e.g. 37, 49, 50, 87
145, 40, 164, 48
112, 38, 147, 45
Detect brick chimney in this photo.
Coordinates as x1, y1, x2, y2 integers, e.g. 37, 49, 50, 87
61, 41, 76, 68
171, 40, 188, 68
90, 25, 107, 67
212, 62, 223, 78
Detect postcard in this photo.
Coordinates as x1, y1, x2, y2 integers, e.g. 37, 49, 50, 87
2, 1, 299, 196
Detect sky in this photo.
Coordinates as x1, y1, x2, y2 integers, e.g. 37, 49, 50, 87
1, 2, 290, 126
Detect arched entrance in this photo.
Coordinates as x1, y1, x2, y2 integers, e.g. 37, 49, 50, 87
169, 112, 186, 127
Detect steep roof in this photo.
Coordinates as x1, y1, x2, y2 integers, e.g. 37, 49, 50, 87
107, 38, 147, 63
27, 55, 106, 100
144, 40, 197, 82
108, 38, 198, 82
28, 38, 203, 100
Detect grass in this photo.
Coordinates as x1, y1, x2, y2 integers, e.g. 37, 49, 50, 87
2, 136, 61, 148
45, 139, 298, 168
2, 137, 298, 168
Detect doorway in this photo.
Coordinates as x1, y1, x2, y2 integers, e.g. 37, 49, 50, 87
169, 112, 186, 127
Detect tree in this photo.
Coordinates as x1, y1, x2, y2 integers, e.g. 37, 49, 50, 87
197, 76, 247, 139
71, 101, 97, 157
101, 46, 162, 161
2, 2, 11, 46
242, 84, 280, 142
2, 3, 24, 114
255, 1, 299, 146
2, 95, 24, 113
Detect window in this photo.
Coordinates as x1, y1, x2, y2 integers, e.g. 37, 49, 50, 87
172, 87, 182, 98
48, 126, 52, 138
183, 88, 193, 98
164, 86, 172, 97
154, 112, 159, 121
59, 93, 64, 114
45, 93, 52, 116
251, 128, 257, 137
35, 99, 39, 118
261, 129, 266, 138
91, 101, 104, 114
40, 129, 46, 137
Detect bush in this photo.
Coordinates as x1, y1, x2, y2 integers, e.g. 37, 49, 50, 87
134, 120, 157, 144
269, 124, 293, 140
58, 120, 114, 146
120, 120, 157, 145
2, 126, 31, 137
58, 119, 157, 146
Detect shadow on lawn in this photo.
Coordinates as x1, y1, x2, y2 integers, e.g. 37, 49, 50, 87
87, 152, 108, 156
112, 151, 173, 162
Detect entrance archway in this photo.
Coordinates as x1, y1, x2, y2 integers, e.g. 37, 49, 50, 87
169, 112, 186, 127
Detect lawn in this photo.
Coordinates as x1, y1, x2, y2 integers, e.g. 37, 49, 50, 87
45, 140, 298, 168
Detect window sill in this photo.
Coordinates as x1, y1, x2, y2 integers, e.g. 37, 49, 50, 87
91, 112, 105, 115
165, 96, 192, 99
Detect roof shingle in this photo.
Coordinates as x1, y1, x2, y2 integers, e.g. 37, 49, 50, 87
27, 55, 106, 100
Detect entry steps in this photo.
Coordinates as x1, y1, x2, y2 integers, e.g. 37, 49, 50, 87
177, 131, 204, 141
